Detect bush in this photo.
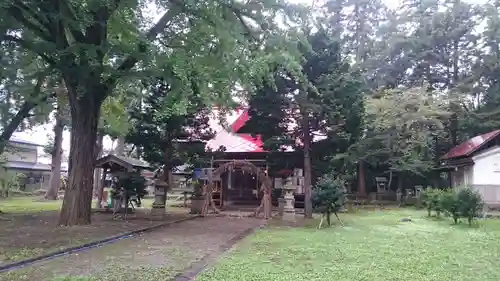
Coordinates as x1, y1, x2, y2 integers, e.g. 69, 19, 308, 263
422, 188, 444, 217
312, 174, 346, 228
440, 190, 461, 224
113, 171, 147, 208
191, 180, 203, 198
457, 188, 483, 225
0, 171, 23, 198
436, 187, 483, 225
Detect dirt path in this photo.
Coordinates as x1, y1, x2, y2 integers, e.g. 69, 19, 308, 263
0, 208, 189, 264
0, 216, 264, 281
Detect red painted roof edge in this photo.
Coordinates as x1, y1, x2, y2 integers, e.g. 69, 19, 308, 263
227, 108, 266, 152
231, 108, 250, 132
441, 130, 500, 160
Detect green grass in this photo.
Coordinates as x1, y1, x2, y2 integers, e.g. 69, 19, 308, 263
197, 209, 500, 281
0, 197, 62, 212
0, 196, 182, 213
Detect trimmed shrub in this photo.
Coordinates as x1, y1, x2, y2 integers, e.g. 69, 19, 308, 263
436, 187, 484, 225
457, 188, 483, 225
440, 190, 461, 224
312, 174, 346, 228
422, 188, 444, 217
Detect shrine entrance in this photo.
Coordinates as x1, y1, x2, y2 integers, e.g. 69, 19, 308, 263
224, 159, 265, 205
201, 160, 273, 219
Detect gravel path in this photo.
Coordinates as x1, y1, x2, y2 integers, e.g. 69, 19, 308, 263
0, 216, 264, 281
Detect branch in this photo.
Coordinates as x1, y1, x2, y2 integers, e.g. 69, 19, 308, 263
1, 34, 57, 67
0, 75, 53, 154
7, 2, 53, 42
105, 8, 179, 87
58, 0, 86, 43
226, 4, 263, 41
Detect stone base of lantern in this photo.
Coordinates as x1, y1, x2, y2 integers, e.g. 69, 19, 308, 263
151, 181, 167, 220
151, 204, 166, 220
281, 177, 296, 222
283, 209, 296, 222
278, 198, 285, 217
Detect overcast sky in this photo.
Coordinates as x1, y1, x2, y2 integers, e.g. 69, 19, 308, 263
12, 0, 483, 164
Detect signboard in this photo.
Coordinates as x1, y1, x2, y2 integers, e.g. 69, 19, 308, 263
193, 168, 203, 180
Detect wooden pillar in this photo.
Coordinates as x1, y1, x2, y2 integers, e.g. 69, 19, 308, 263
358, 162, 367, 197
95, 168, 108, 209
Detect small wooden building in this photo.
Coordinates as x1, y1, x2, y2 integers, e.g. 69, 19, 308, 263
95, 154, 151, 185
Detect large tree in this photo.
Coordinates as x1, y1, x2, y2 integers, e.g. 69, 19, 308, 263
353, 87, 451, 190
126, 76, 214, 199
0, 37, 55, 155
241, 30, 364, 218
0, 0, 305, 225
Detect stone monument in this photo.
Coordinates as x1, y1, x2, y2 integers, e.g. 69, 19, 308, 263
281, 176, 296, 222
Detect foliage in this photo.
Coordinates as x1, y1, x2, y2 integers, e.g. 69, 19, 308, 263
191, 180, 203, 198
456, 188, 483, 225
312, 173, 346, 227
0, 169, 23, 198
243, 30, 364, 158
241, 30, 364, 217
436, 187, 483, 225
1, 0, 310, 225
422, 188, 444, 217
126, 77, 214, 170
350, 87, 451, 178
112, 172, 147, 207
440, 190, 462, 224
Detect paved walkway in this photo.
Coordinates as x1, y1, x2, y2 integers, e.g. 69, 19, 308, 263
0, 216, 264, 281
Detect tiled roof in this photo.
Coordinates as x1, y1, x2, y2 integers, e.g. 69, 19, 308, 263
442, 130, 500, 160
4, 161, 55, 171
95, 154, 150, 169
206, 108, 264, 153
8, 137, 43, 146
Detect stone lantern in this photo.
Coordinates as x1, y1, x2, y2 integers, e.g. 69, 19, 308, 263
151, 180, 167, 219
281, 176, 296, 222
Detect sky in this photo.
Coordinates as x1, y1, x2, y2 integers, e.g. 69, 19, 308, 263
11, 0, 482, 164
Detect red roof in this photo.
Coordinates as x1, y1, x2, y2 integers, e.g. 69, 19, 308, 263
230, 109, 264, 152
442, 130, 500, 159
206, 108, 264, 153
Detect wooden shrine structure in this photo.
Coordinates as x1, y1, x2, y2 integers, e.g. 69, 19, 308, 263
200, 160, 273, 219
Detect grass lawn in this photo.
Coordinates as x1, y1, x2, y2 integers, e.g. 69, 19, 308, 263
0, 196, 184, 213
197, 209, 500, 281
0, 197, 62, 213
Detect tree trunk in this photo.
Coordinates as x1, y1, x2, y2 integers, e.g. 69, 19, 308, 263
45, 110, 64, 200
302, 112, 313, 219
59, 96, 100, 226
163, 141, 173, 206
357, 161, 367, 197
94, 134, 104, 208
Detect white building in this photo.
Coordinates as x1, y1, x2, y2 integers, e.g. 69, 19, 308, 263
441, 130, 500, 207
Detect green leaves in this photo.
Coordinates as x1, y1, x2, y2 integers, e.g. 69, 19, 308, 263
312, 173, 346, 226
360, 87, 451, 174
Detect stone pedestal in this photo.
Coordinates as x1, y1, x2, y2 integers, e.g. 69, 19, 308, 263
190, 198, 205, 214
278, 198, 285, 217
282, 177, 296, 222
151, 181, 167, 219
